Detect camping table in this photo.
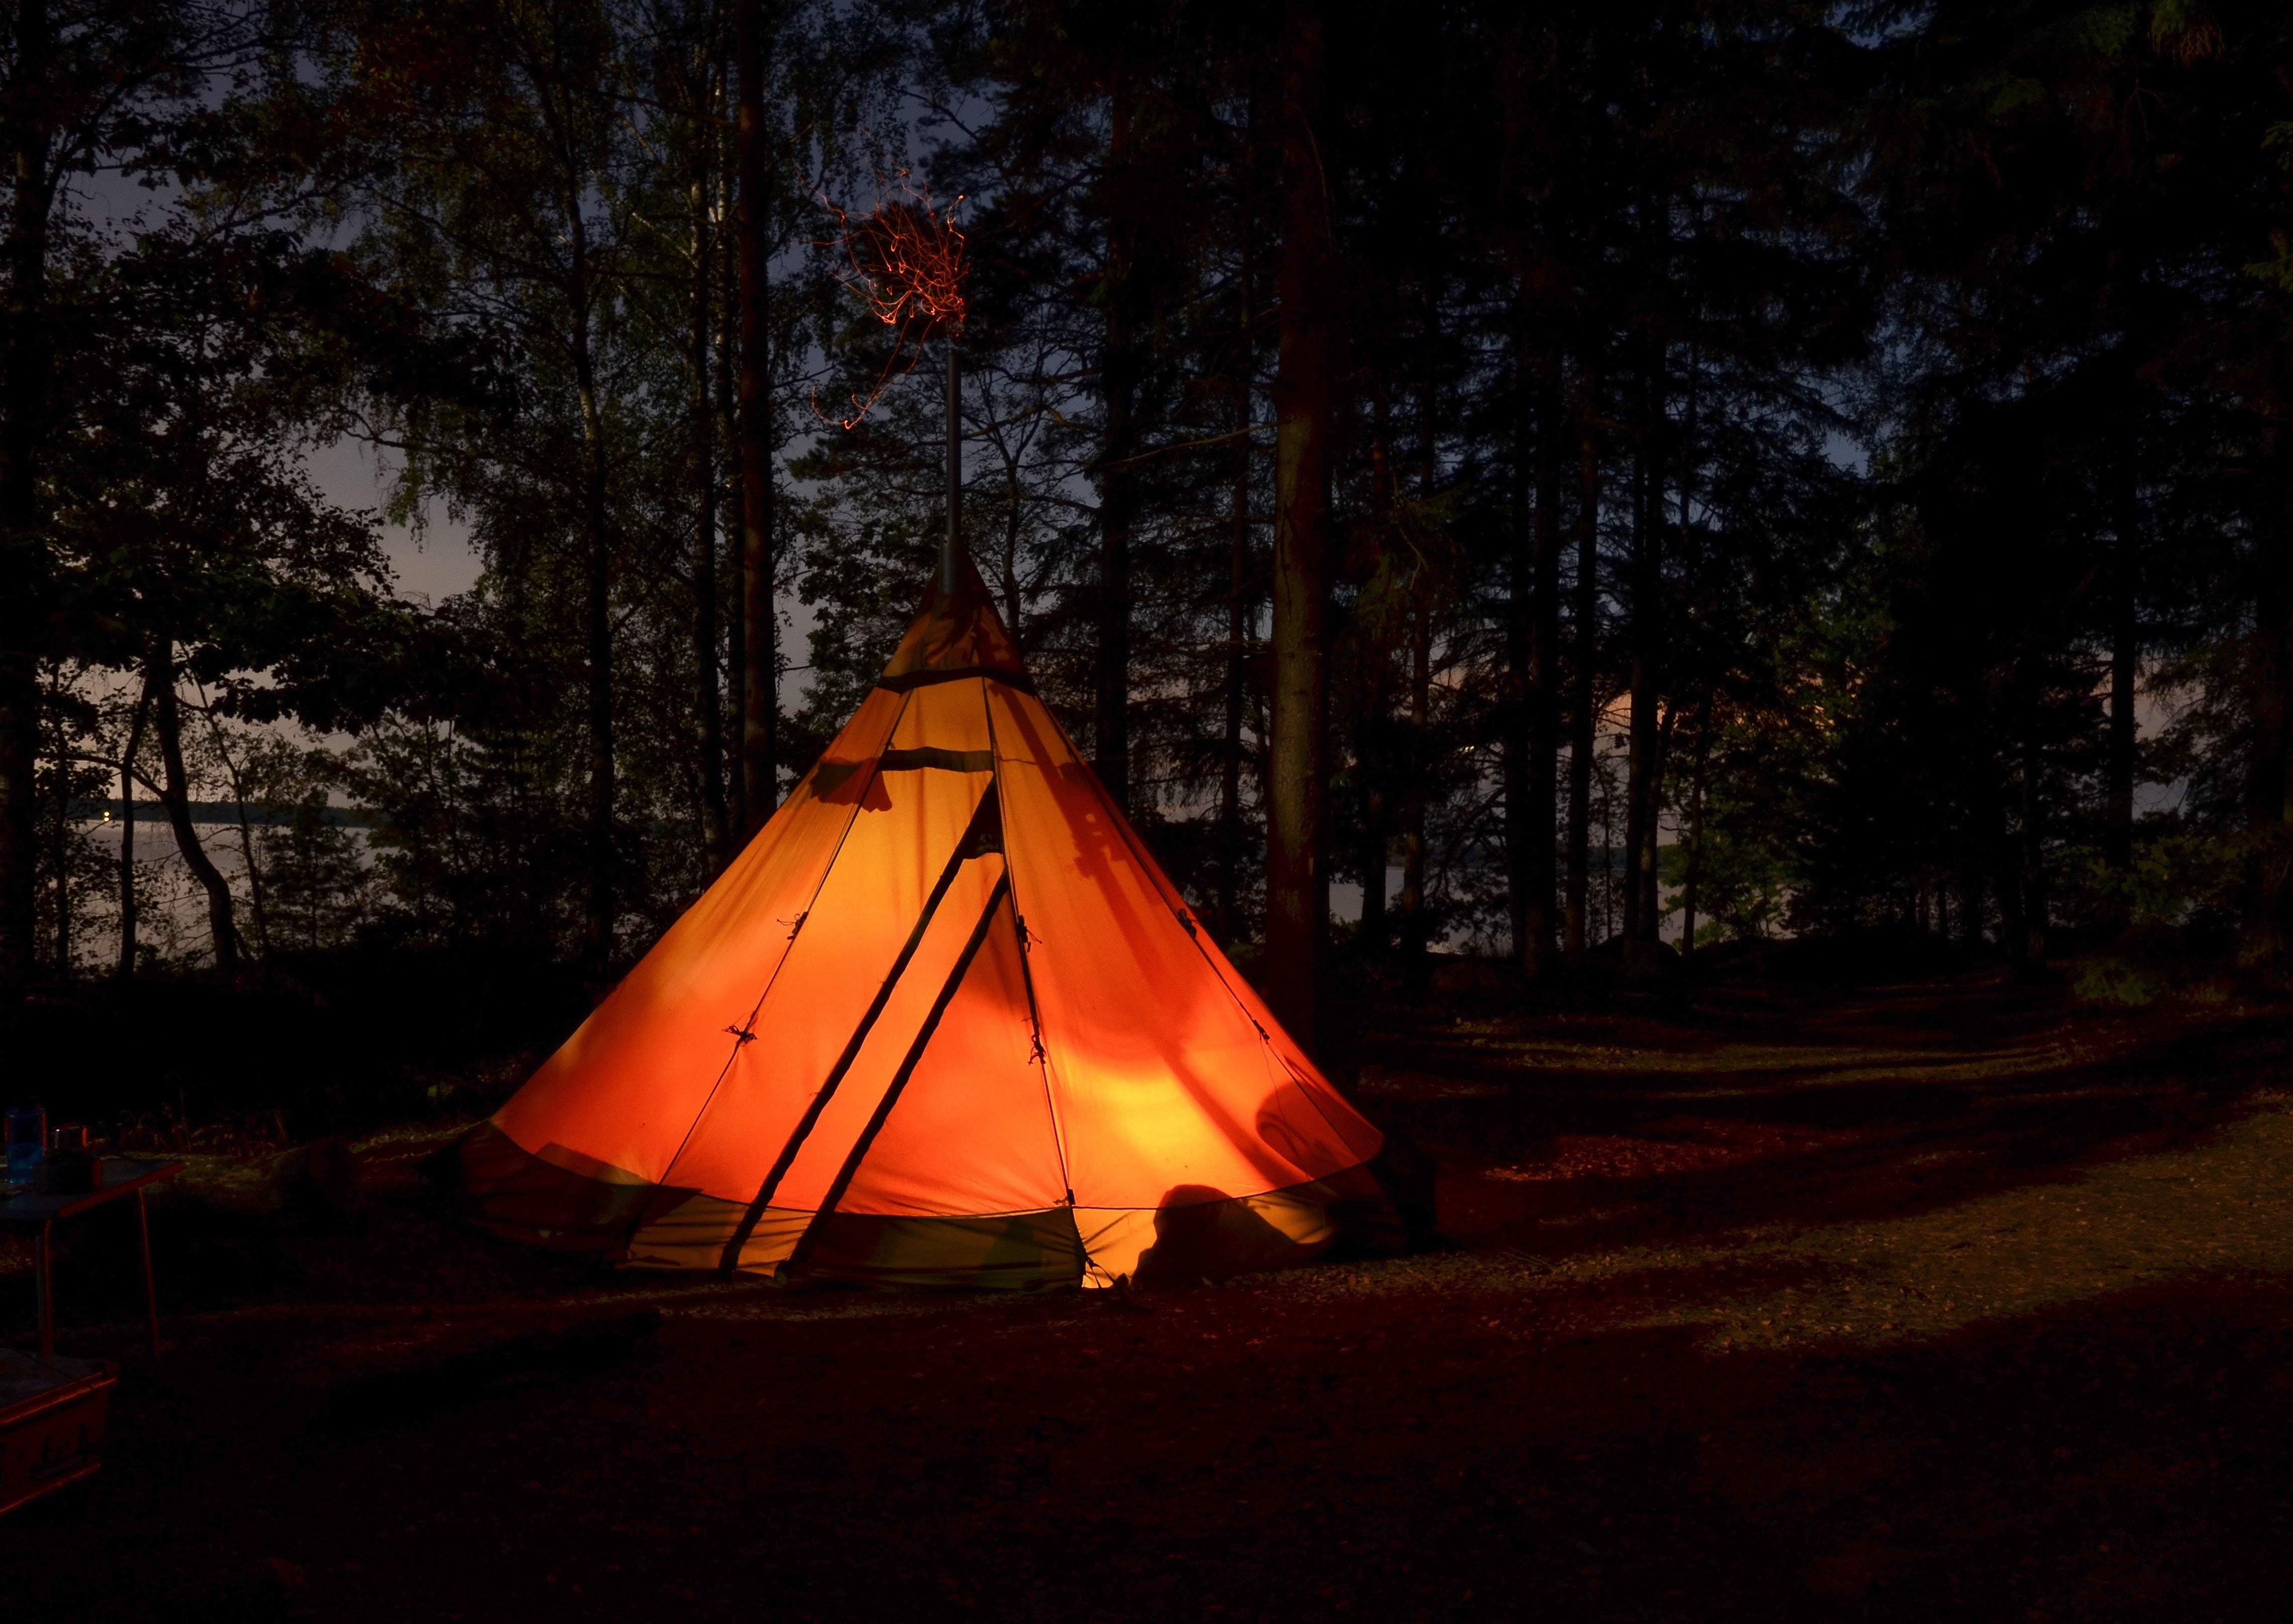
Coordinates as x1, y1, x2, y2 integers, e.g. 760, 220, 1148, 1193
0, 1159, 183, 1366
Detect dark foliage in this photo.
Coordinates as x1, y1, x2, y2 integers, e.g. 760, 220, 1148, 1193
0, 0, 2287, 1011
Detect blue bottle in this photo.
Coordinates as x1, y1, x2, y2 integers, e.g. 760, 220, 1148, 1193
4, 1106, 43, 1182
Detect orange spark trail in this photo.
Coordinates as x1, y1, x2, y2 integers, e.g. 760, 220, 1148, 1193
815, 174, 967, 431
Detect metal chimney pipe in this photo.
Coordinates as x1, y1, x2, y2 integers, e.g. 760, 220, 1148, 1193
942, 338, 962, 596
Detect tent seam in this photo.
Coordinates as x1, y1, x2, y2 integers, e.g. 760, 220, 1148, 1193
983, 678, 1077, 1207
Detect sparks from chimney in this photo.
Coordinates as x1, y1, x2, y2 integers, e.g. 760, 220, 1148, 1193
815, 172, 967, 431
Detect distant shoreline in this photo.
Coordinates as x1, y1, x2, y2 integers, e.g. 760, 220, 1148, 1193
69, 799, 378, 829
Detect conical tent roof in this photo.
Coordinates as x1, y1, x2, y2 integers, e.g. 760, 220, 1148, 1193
449, 564, 1390, 1288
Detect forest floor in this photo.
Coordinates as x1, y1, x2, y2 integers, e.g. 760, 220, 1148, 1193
7, 963, 2293, 1622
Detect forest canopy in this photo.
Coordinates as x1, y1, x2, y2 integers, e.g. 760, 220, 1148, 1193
3, 0, 2290, 1032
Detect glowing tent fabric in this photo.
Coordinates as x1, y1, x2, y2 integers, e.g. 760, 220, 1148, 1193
446, 565, 1392, 1288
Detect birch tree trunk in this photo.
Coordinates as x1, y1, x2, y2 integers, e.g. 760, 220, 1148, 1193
149, 643, 238, 970
118, 678, 151, 977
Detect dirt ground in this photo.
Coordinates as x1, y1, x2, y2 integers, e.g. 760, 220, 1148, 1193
9, 968, 2293, 1622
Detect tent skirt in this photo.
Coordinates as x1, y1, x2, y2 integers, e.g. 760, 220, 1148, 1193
435, 1123, 1400, 1291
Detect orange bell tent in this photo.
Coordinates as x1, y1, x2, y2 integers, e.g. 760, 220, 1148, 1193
443, 564, 1395, 1288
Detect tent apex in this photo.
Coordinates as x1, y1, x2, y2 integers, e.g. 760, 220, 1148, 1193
882, 556, 1026, 683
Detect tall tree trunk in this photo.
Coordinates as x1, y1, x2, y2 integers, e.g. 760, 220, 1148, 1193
1266, 0, 1333, 1047
1985, 744, 2028, 971
999, 427, 1024, 632
1359, 402, 1394, 959
149, 644, 238, 971
719, 186, 746, 835
2105, 430, 2139, 875
1564, 362, 1600, 961
1622, 365, 1665, 948
1644, 700, 1674, 936
117, 678, 150, 978
2246, 575, 2289, 953
1398, 605, 1430, 968
1599, 755, 1618, 944
577, 378, 614, 967
1358, 705, 1387, 955
692, 155, 729, 870
1503, 318, 1532, 961
1218, 253, 1253, 942
2020, 724, 2049, 970
1669, 350, 1701, 949
2247, 424, 2293, 962
203, 707, 269, 960
1094, 76, 1139, 810
1632, 445, 1651, 945
46, 685, 65, 971
1955, 853, 1986, 954
2106, 588, 2137, 875
1680, 695, 1711, 956
1522, 323, 1559, 972
1398, 376, 1436, 974
569, 202, 616, 971
0, 0, 55, 995
1631, 337, 1698, 947
1217, 84, 1264, 945
734, 0, 777, 835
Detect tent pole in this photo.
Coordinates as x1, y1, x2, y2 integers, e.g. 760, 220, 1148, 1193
943, 337, 961, 594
